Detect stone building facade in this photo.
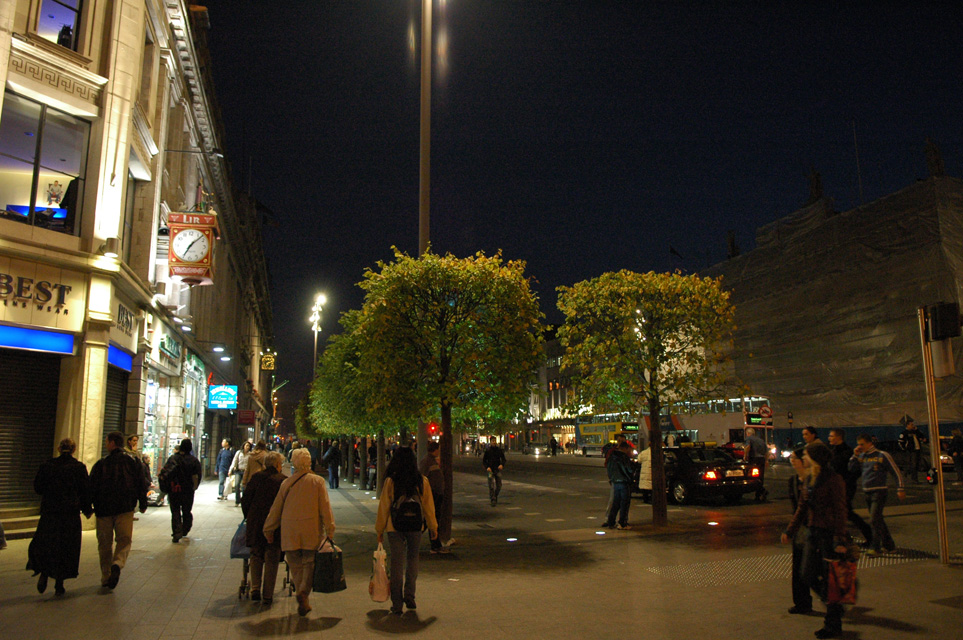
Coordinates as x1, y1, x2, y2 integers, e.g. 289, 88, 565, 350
0, 1, 272, 523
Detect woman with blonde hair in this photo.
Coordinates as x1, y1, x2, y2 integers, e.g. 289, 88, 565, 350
26, 438, 92, 595
263, 447, 335, 617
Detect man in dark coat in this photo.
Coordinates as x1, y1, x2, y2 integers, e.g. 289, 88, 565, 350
483, 437, 507, 506
827, 428, 873, 545
161, 438, 202, 542
241, 451, 286, 603
27, 438, 92, 595
419, 442, 446, 552
323, 442, 342, 489
89, 430, 148, 589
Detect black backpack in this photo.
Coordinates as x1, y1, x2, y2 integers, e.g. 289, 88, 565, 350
158, 456, 184, 494
390, 487, 424, 532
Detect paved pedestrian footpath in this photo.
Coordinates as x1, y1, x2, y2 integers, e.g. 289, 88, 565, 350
1, 477, 961, 639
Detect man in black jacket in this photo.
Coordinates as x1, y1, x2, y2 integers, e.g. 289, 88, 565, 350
898, 417, 927, 483
482, 438, 506, 506
161, 438, 202, 542
827, 428, 873, 546
89, 431, 148, 589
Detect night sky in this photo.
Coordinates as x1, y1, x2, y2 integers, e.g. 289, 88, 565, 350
203, 1, 963, 423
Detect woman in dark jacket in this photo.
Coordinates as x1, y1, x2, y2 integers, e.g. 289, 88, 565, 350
782, 442, 849, 639
241, 451, 286, 604
26, 438, 92, 595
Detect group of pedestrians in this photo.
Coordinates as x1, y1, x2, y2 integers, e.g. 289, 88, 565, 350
22, 431, 210, 595
782, 428, 905, 639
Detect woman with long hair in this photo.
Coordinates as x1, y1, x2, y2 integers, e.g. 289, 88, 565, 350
782, 442, 849, 639
26, 438, 92, 595
229, 441, 253, 505
376, 446, 438, 614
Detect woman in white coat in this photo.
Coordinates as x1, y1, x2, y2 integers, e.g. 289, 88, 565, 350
263, 447, 335, 617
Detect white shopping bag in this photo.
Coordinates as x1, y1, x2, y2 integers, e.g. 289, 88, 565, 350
368, 543, 389, 602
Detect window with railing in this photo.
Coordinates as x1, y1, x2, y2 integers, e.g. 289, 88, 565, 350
0, 93, 89, 236
37, 0, 83, 52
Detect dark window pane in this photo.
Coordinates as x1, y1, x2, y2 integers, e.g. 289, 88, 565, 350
0, 94, 41, 165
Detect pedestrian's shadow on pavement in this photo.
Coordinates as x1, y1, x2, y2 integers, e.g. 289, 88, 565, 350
238, 615, 340, 636
846, 606, 924, 633
366, 609, 437, 633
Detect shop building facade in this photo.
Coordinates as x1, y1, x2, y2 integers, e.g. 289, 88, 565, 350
0, 1, 273, 520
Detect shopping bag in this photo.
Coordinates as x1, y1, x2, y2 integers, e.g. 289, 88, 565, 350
230, 520, 250, 559
313, 538, 347, 593
368, 543, 389, 602
224, 473, 235, 495
826, 559, 857, 604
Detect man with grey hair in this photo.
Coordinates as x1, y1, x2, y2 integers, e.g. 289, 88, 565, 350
242, 451, 286, 603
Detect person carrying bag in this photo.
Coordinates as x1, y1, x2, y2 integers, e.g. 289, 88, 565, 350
263, 448, 335, 618
375, 448, 438, 615
369, 543, 389, 602
313, 537, 347, 593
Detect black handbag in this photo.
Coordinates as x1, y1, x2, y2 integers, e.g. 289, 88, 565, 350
313, 538, 347, 593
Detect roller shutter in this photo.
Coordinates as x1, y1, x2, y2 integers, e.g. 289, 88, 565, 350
0, 350, 61, 506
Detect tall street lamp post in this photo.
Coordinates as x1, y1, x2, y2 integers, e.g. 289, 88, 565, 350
310, 293, 326, 371
416, 0, 433, 455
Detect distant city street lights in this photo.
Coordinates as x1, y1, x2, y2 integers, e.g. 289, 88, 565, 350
309, 293, 327, 371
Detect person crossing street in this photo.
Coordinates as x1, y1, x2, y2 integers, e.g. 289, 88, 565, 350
482, 437, 506, 506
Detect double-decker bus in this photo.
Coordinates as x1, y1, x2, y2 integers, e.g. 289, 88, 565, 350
574, 419, 639, 457
574, 396, 774, 456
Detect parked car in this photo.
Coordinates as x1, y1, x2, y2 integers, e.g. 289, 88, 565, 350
639, 443, 763, 505
522, 441, 552, 455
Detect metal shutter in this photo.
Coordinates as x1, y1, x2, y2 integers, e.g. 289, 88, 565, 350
0, 350, 61, 507
101, 365, 129, 457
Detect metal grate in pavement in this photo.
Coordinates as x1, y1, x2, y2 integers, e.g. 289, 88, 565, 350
645, 548, 934, 587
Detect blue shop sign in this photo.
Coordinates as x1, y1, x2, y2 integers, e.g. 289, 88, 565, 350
208, 384, 238, 409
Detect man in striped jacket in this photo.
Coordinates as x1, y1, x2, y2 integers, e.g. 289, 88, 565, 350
849, 434, 905, 556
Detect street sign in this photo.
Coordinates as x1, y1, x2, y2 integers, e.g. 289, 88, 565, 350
238, 410, 256, 425
759, 405, 772, 419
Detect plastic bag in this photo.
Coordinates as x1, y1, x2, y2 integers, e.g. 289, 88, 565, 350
224, 473, 235, 495
230, 520, 250, 559
368, 543, 389, 602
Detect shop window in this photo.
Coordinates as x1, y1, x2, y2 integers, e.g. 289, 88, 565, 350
37, 0, 83, 51
0, 93, 89, 236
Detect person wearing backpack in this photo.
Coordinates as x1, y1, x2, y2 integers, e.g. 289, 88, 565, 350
375, 447, 438, 615
160, 438, 202, 543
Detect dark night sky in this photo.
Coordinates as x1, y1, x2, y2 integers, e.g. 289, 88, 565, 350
203, 1, 963, 422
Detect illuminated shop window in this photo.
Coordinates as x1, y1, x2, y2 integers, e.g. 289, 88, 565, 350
0, 93, 89, 235
37, 0, 83, 51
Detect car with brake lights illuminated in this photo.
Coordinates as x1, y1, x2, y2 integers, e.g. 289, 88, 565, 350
639, 442, 763, 505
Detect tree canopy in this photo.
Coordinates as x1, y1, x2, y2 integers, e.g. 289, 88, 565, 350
557, 269, 735, 525
357, 248, 544, 539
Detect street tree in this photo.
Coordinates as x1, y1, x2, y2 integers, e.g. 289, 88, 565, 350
309, 310, 397, 492
357, 249, 543, 541
557, 270, 735, 526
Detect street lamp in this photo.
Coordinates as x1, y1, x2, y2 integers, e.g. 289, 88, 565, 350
309, 293, 327, 370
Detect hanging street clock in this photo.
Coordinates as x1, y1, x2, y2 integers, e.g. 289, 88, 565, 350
168, 210, 220, 286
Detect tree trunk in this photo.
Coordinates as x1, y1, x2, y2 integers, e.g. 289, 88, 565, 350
376, 431, 386, 498
648, 396, 668, 526
439, 401, 454, 544
359, 436, 368, 491
348, 436, 356, 483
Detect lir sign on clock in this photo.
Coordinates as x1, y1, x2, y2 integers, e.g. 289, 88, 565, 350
168, 211, 220, 286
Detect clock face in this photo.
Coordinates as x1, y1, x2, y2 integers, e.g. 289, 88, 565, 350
171, 228, 210, 263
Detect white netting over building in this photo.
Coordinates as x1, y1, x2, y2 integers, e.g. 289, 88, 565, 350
704, 176, 963, 429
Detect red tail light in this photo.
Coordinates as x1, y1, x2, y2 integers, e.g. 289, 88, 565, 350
704, 470, 718, 480
751, 468, 760, 477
